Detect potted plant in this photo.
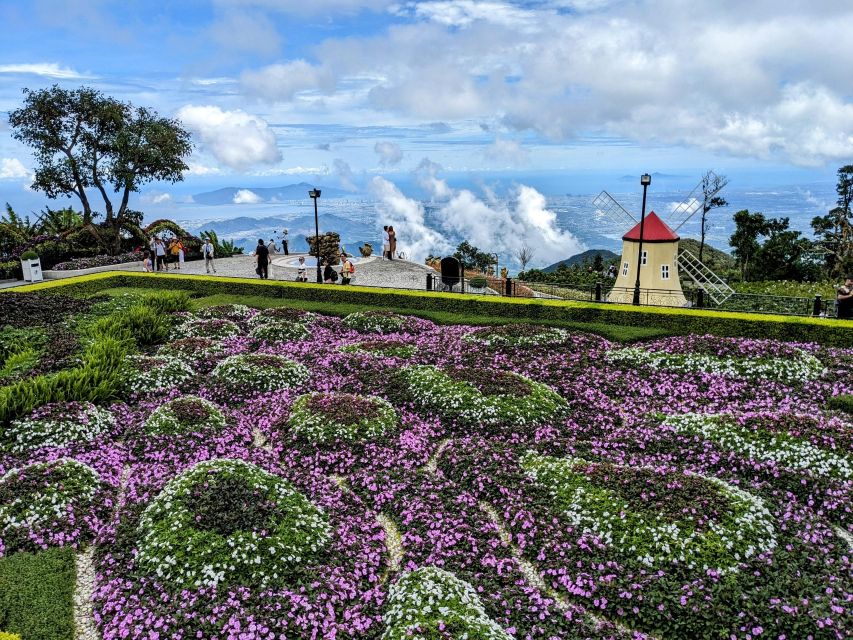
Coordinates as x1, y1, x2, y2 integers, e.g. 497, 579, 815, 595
359, 243, 373, 258
468, 276, 488, 291
20, 250, 43, 282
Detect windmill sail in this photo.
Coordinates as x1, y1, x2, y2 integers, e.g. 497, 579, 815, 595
677, 249, 734, 305
592, 190, 637, 232
666, 171, 726, 232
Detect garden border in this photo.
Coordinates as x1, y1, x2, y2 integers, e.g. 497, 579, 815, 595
6, 271, 852, 346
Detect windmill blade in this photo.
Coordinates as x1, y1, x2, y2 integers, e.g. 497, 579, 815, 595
668, 171, 726, 232
592, 190, 637, 231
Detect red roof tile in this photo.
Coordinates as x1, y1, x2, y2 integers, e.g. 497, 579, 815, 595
623, 211, 679, 242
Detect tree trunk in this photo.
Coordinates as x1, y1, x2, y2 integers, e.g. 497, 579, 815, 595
699, 211, 707, 263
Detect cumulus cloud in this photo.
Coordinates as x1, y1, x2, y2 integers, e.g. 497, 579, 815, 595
484, 138, 529, 165
0, 158, 29, 179
142, 192, 173, 205
414, 158, 452, 200
209, 12, 282, 56
0, 63, 92, 79
374, 141, 404, 166
176, 105, 281, 172
251, 165, 330, 176
333, 159, 358, 191
233, 189, 263, 204
241, 60, 336, 102
186, 163, 222, 176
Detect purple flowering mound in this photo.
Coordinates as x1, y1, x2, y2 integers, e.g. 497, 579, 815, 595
1, 311, 851, 639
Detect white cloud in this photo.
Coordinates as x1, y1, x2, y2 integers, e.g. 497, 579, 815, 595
414, 157, 453, 200
0, 158, 29, 179
142, 192, 173, 205
402, 1, 541, 29
186, 163, 222, 176
251, 165, 330, 176
0, 63, 91, 79
374, 141, 404, 166
333, 158, 358, 191
214, 0, 390, 15
209, 11, 282, 56
241, 60, 336, 103
176, 105, 282, 172
233, 189, 263, 204
484, 138, 529, 165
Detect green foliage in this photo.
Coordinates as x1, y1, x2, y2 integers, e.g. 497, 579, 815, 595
0, 632, 22, 640
198, 229, 243, 257
138, 290, 192, 314
343, 310, 408, 334
249, 321, 310, 343
730, 209, 820, 281
19, 250, 38, 260
0, 327, 47, 382
468, 276, 488, 288
91, 303, 171, 347
453, 240, 493, 272
0, 547, 75, 640
732, 280, 837, 299
810, 164, 853, 278
211, 354, 309, 393
828, 393, 853, 415
144, 396, 226, 436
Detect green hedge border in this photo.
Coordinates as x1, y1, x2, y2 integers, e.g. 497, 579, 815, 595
7, 271, 853, 347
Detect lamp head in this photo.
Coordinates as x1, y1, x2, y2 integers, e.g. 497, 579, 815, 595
640, 173, 652, 186
308, 188, 321, 198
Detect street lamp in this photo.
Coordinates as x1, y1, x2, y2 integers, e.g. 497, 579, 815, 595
309, 188, 322, 283
632, 173, 652, 306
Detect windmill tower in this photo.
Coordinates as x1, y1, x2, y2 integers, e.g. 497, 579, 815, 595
592, 173, 734, 307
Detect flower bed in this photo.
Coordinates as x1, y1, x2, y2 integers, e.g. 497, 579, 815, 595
135, 458, 331, 589
343, 310, 409, 334
194, 304, 254, 322
288, 392, 398, 443
4, 402, 114, 453
248, 307, 316, 325
172, 318, 241, 340
51, 251, 144, 271
144, 395, 227, 436
211, 353, 309, 392
158, 337, 225, 361
462, 323, 570, 347
340, 339, 416, 358
121, 355, 195, 394
249, 320, 311, 343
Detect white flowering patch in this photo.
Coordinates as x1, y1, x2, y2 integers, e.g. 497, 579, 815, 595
211, 354, 309, 392
5, 403, 114, 453
462, 325, 570, 348
249, 321, 311, 343
402, 365, 566, 428
382, 566, 511, 640
343, 311, 407, 334
122, 355, 195, 395
248, 308, 316, 327
0, 459, 101, 546
144, 396, 227, 437
521, 452, 777, 573
288, 392, 398, 443
195, 304, 254, 322
605, 346, 825, 385
172, 318, 241, 341
665, 413, 853, 479
135, 458, 332, 589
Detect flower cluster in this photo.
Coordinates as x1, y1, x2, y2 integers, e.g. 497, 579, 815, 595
211, 353, 310, 392
462, 323, 570, 347
51, 251, 144, 271
172, 318, 241, 340
194, 304, 255, 322
121, 355, 195, 395
382, 567, 512, 640
343, 310, 408, 334
135, 458, 332, 589
288, 392, 398, 443
340, 339, 417, 358
248, 307, 316, 326
249, 320, 311, 343
4, 402, 114, 453
158, 337, 224, 361
144, 395, 227, 436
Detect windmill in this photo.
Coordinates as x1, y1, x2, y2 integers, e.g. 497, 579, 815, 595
592, 173, 733, 306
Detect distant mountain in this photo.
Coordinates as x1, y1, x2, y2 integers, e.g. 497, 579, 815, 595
543, 249, 619, 272
192, 183, 352, 205
183, 213, 378, 254
678, 239, 736, 273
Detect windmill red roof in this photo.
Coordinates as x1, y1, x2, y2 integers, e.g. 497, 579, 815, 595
622, 211, 679, 242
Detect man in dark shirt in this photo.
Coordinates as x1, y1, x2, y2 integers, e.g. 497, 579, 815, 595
836, 276, 853, 319
255, 239, 270, 280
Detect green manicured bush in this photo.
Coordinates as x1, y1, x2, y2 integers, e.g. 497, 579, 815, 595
19, 250, 38, 261
93, 304, 171, 347
211, 354, 309, 392
287, 392, 398, 443
249, 321, 311, 343
828, 393, 853, 415
140, 290, 193, 314
342, 310, 408, 334
0, 548, 75, 640
144, 396, 226, 436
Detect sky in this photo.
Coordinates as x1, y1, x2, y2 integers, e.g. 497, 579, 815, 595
0, 0, 851, 263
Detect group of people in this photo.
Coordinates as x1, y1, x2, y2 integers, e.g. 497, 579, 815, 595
143, 236, 187, 273
382, 226, 397, 260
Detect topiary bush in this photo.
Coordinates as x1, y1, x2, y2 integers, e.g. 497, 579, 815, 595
4, 401, 114, 453
121, 355, 195, 395
144, 395, 226, 436
402, 365, 566, 428
172, 318, 241, 341
0, 459, 109, 554
382, 567, 511, 640
248, 307, 316, 326
211, 354, 309, 392
249, 321, 311, 344
287, 392, 398, 443
342, 311, 408, 334
135, 459, 332, 589
194, 304, 254, 322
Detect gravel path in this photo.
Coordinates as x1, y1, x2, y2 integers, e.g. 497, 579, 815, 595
73, 548, 98, 640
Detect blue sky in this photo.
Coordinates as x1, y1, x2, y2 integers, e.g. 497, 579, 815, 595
0, 0, 851, 259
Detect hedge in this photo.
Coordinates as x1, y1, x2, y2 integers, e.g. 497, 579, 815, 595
9, 271, 853, 347
0, 547, 75, 640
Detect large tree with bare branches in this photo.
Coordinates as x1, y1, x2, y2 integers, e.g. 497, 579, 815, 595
698, 170, 729, 263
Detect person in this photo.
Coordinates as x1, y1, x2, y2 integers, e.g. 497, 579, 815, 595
281, 229, 290, 256
382, 225, 390, 260
255, 238, 270, 279
340, 252, 355, 285
202, 237, 216, 274
154, 237, 167, 271
322, 258, 337, 284
268, 238, 278, 254
836, 276, 853, 319
176, 238, 185, 270
168, 238, 180, 269
607, 264, 617, 278
296, 255, 308, 282
142, 251, 154, 273
148, 235, 156, 258
388, 226, 397, 260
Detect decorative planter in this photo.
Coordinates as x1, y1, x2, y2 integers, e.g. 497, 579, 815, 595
20, 257, 43, 282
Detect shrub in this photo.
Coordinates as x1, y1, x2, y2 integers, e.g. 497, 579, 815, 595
211, 354, 309, 393
93, 304, 171, 347
248, 307, 316, 326
173, 318, 241, 340
194, 304, 254, 322
144, 396, 226, 436
402, 365, 566, 428
139, 290, 193, 314
51, 251, 143, 271
383, 567, 511, 640
462, 324, 570, 347
249, 321, 311, 343
0, 548, 75, 640
468, 276, 488, 289
121, 355, 195, 395
343, 311, 408, 334
19, 250, 38, 261
0, 459, 108, 554
4, 401, 114, 453
339, 339, 416, 358
288, 392, 398, 443
828, 393, 853, 415
136, 459, 331, 589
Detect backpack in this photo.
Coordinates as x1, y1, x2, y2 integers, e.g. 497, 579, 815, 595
330, 269, 339, 282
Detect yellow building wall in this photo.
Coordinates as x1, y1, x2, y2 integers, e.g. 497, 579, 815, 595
608, 239, 688, 306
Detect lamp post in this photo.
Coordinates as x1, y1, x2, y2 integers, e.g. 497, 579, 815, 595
309, 188, 322, 283
632, 173, 652, 306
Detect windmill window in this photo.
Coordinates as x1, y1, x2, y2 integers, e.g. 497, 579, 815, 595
661, 264, 670, 280
622, 262, 629, 276
641, 251, 648, 266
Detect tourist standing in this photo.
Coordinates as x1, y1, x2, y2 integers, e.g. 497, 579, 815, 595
296, 256, 308, 282
322, 258, 337, 283
382, 226, 390, 259
255, 239, 270, 280
268, 238, 278, 254
154, 237, 167, 271
281, 229, 289, 255
388, 226, 397, 260
177, 239, 185, 269
836, 276, 853, 319
202, 237, 216, 274
340, 252, 354, 285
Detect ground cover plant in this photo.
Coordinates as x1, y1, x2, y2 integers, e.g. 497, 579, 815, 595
0, 286, 851, 639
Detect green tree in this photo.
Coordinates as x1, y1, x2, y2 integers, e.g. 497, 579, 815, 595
8, 85, 192, 253
0, 203, 35, 256
752, 218, 818, 281
730, 210, 768, 281
811, 164, 853, 277
453, 241, 492, 272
